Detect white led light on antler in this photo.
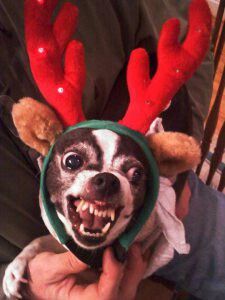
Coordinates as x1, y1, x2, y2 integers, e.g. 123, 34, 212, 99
57, 87, 64, 94
38, 47, 45, 54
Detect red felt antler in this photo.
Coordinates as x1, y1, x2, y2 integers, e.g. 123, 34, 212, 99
25, 0, 86, 127
119, 0, 212, 133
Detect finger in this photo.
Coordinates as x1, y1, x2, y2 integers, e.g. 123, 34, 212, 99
120, 244, 147, 299
97, 248, 125, 298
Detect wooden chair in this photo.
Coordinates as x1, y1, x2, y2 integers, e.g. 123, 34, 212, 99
165, 1, 225, 299
196, 0, 225, 193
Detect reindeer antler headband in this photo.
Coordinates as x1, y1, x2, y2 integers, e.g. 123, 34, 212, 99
25, 0, 211, 133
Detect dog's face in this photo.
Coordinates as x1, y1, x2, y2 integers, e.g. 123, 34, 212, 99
46, 128, 149, 249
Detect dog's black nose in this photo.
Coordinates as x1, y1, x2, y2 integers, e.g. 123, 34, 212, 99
91, 173, 120, 197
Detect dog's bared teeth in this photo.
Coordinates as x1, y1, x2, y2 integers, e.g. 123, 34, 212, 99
76, 200, 84, 212
79, 220, 112, 237
82, 201, 89, 211
102, 222, 111, 234
111, 209, 115, 221
87, 206, 114, 220
102, 210, 107, 218
78, 202, 115, 224
80, 223, 85, 233
89, 204, 94, 214
98, 211, 103, 217
92, 208, 109, 218
107, 208, 114, 219
79, 223, 105, 237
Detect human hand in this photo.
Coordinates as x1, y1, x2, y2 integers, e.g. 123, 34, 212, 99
25, 244, 148, 300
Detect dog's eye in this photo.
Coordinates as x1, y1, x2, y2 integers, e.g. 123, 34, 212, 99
63, 152, 83, 170
127, 167, 143, 184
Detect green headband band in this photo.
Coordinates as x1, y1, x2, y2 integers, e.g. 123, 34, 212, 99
40, 120, 159, 266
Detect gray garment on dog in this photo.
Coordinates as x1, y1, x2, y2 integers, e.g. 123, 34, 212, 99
157, 171, 225, 300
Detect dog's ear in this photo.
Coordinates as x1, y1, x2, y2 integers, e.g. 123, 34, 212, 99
12, 97, 63, 156
147, 132, 201, 177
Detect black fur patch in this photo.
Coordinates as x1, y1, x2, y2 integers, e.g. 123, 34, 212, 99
46, 129, 104, 207
55, 128, 103, 169
114, 135, 149, 167
113, 135, 149, 211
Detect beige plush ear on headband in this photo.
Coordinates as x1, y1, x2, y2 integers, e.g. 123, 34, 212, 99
12, 98, 63, 156
147, 132, 201, 177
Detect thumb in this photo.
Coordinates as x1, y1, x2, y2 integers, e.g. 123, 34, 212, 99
120, 244, 147, 299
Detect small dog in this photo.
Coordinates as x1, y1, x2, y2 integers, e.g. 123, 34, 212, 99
3, 98, 200, 299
